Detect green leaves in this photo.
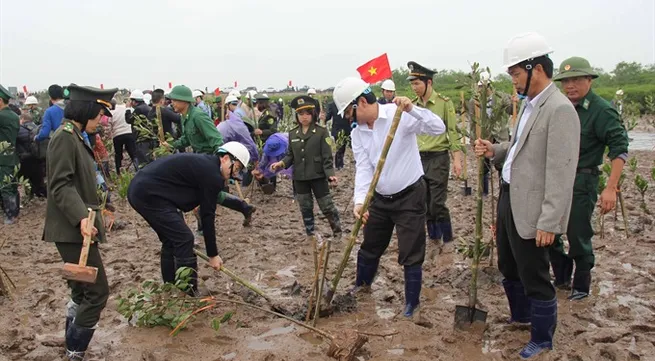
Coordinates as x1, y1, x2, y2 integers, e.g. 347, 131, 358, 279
628, 157, 638, 172
635, 174, 649, 196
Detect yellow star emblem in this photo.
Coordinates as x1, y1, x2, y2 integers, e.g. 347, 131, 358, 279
368, 67, 377, 76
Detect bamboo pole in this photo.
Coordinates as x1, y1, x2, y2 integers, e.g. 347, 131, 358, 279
326, 107, 404, 304
313, 240, 331, 325
617, 188, 629, 238
470, 86, 485, 310
460, 91, 470, 195
156, 105, 165, 144
307, 240, 326, 322
511, 87, 518, 129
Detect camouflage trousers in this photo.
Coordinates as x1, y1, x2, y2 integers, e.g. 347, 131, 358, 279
294, 179, 341, 237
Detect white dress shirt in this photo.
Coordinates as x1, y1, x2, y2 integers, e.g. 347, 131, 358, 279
502, 83, 553, 183
352, 103, 445, 204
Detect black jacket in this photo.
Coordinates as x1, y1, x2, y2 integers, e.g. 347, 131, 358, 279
16, 122, 36, 160
147, 105, 182, 139
325, 101, 351, 138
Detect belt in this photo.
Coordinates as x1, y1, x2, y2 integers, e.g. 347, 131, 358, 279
419, 150, 449, 159
375, 178, 423, 201
577, 167, 600, 175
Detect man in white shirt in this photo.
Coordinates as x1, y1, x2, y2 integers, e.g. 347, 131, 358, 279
475, 33, 579, 359
332, 77, 445, 319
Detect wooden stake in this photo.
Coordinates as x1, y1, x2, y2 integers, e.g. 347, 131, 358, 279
460, 91, 469, 181
313, 240, 330, 325
326, 107, 404, 304
155, 105, 165, 144
511, 87, 518, 129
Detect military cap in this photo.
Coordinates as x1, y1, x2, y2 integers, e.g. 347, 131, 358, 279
290, 95, 318, 112
67, 84, 119, 117
168, 85, 195, 103
0, 84, 14, 101
553, 57, 599, 81
407, 61, 437, 81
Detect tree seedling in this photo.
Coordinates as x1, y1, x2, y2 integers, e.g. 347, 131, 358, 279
634, 174, 650, 214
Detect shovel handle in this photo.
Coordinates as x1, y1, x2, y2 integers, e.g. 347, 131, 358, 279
78, 208, 96, 267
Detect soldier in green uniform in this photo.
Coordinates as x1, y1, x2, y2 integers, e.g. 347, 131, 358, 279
252, 94, 278, 143
0, 84, 20, 225
163, 85, 254, 228
271, 95, 341, 239
407, 61, 463, 246
43, 84, 118, 360
24, 96, 43, 125
551, 57, 629, 300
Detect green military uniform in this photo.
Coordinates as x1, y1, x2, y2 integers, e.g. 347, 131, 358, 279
0, 84, 20, 224
551, 57, 629, 300
281, 95, 341, 237
43, 85, 118, 360
26, 106, 43, 125
254, 94, 278, 143
408, 61, 461, 243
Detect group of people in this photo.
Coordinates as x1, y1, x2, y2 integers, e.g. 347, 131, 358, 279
0, 29, 630, 360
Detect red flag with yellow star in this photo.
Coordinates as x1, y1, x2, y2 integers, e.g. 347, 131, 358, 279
357, 53, 392, 84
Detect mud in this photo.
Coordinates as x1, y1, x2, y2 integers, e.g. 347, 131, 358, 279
1, 150, 655, 361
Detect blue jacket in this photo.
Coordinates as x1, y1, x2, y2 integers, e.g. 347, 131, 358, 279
36, 101, 66, 141
217, 112, 259, 163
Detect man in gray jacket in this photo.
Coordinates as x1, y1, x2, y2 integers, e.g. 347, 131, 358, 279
475, 33, 579, 359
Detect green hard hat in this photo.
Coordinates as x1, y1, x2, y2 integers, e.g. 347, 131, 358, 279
168, 85, 195, 103
553, 56, 599, 81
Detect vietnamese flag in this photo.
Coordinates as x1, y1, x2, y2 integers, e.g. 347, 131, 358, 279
23, 85, 28, 94
168, 82, 172, 89
234, 81, 238, 88
357, 53, 392, 84
214, 87, 220, 96
288, 80, 292, 87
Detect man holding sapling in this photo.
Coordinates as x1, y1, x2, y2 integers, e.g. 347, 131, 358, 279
475, 32, 579, 359
333, 77, 445, 320
550, 56, 629, 301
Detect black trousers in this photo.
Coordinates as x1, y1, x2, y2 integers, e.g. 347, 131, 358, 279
55, 242, 109, 327
294, 178, 330, 197
18, 157, 46, 197
496, 184, 555, 301
113, 134, 138, 173
420, 151, 451, 223
335, 144, 347, 170
359, 179, 427, 266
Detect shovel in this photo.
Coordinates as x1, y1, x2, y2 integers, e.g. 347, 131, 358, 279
61, 209, 98, 284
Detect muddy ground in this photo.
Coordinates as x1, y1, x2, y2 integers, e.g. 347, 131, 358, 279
1, 149, 655, 361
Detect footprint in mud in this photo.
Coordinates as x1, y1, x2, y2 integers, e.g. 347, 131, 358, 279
597, 344, 627, 361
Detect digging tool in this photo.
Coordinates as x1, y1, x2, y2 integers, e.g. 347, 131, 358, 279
617, 187, 629, 238
326, 107, 404, 304
460, 91, 472, 196
454, 83, 488, 330
234, 181, 249, 204
62, 209, 98, 284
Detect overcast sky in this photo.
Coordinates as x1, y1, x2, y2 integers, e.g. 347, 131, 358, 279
1, 0, 654, 92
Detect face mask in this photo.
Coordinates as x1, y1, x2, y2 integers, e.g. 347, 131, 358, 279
517, 93, 527, 100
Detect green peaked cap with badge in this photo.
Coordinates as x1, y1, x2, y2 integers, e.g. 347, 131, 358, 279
407, 61, 437, 81
553, 56, 599, 81
290, 95, 318, 112
67, 84, 118, 116
168, 85, 195, 103
0, 84, 14, 101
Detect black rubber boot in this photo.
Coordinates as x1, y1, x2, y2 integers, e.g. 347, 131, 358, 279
550, 252, 573, 290
65, 300, 79, 335
502, 279, 531, 324
403, 265, 422, 318
65, 323, 96, 361
519, 297, 557, 359
568, 270, 591, 301
350, 253, 380, 294
439, 221, 454, 243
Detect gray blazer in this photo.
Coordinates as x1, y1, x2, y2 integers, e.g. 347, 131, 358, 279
492, 83, 580, 239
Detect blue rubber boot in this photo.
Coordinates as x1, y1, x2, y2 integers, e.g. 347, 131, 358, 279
502, 279, 531, 324
439, 222, 453, 243
350, 253, 380, 294
403, 265, 422, 318
519, 297, 557, 359
426, 220, 440, 240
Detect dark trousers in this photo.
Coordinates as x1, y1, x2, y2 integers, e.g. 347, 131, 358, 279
496, 184, 555, 301
420, 151, 451, 223
359, 179, 427, 266
335, 143, 347, 170
550, 173, 598, 271
113, 134, 138, 173
55, 242, 109, 327
294, 178, 330, 198
136, 140, 155, 164
18, 157, 46, 197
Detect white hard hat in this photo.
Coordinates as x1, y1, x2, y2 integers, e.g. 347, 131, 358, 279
247, 90, 257, 99
381, 79, 396, 91
129, 89, 144, 101
25, 96, 38, 105
218, 141, 250, 169
333, 77, 370, 116
307, 88, 317, 95
228, 89, 241, 98
225, 95, 239, 103
192, 90, 204, 98
143, 93, 152, 104
479, 71, 490, 82
278, 98, 283, 103
616, 89, 624, 96
503, 32, 554, 69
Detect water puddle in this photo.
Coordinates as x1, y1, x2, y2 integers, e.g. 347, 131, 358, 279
247, 338, 275, 351
628, 131, 655, 151
299, 332, 324, 345
257, 325, 295, 338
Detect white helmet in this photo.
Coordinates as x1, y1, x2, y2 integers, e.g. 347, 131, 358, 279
307, 88, 317, 95
616, 89, 624, 96
278, 98, 283, 103
381, 79, 396, 91
218, 141, 250, 169
228, 89, 241, 98
129, 89, 144, 101
247, 90, 257, 99
503, 32, 554, 69
479, 71, 491, 82
192, 90, 204, 99
25, 96, 38, 105
143, 93, 152, 105
225, 95, 239, 103
333, 77, 370, 116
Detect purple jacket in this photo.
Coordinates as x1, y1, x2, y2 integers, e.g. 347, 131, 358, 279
258, 133, 292, 178
217, 112, 259, 163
